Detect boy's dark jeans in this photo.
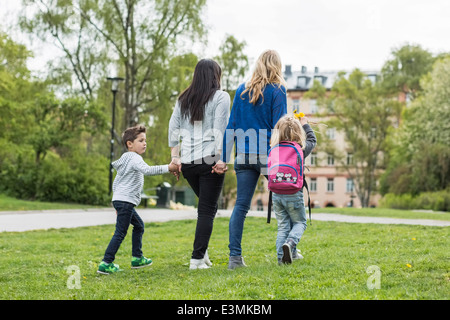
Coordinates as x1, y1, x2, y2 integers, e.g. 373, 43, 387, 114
181, 159, 225, 260
103, 201, 144, 263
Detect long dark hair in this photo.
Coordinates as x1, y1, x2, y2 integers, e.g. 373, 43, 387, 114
179, 59, 222, 124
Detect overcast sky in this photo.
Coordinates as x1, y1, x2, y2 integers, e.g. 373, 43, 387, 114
203, 0, 450, 73
1, 0, 449, 75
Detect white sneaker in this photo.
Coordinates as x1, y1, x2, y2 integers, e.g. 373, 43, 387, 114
204, 250, 212, 267
189, 258, 210, 270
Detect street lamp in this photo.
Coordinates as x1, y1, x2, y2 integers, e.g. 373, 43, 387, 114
106, 76, 124, 195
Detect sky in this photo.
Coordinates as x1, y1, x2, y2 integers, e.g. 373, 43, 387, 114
203, 0, 450, 73
1, 0, 449, 75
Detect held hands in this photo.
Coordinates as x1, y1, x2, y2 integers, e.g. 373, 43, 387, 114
169, 157, 182, 180
211, 160, 228, 175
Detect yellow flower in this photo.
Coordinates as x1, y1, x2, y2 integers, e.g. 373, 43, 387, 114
406, 263, 412, 268
293, 111, 305, 119
411, 237, 416, 240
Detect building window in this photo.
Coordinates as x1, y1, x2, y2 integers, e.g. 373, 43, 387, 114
327, 178, 334, 192
310, 152, 317, 166
347, 153, 353, 165
326, 127, 335, 140
327, 154, 334, 166
297, 76, 308, 88
292, 99, 300, 111
346, 178, 354, 192
310, 178, 317, 192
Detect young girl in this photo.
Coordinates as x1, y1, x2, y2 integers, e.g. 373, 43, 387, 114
270, 114, 317, 264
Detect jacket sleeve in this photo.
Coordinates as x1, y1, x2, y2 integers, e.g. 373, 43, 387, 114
168, 100, 181, 148
221, 93, 238, 163
132, 155, 169, 176
213, 91, 231, 158
271, 86, 288, 128
302, 123, 317, 158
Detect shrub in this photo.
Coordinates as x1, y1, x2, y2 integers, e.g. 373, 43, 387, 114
380, 189, 450, 211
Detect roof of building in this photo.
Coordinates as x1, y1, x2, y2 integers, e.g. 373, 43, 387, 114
283, 65, 379, 91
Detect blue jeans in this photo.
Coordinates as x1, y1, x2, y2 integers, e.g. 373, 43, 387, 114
272, 191, 307, 259
228, 154, 267, 257
103, 201, 145, 263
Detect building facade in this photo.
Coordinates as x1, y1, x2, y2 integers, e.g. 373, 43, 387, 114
285, 65, 381, 208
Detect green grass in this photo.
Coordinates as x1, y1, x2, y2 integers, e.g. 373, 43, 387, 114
0, 194, 104, 211
315, 207, 450, 221
0, 217, 448, 300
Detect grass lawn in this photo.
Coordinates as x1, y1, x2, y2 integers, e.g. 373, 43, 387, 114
0, 194, 104, 211
0, 217, 448, 300
317, 207, 450, 221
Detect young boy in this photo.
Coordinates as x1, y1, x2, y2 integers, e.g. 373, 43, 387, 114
98, 125, 179, 275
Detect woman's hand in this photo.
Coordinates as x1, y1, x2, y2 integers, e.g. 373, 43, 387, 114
211, 160, 228, 174
169, 157, 182, 180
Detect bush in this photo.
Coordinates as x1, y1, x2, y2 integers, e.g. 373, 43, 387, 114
0, 141, 110, 206
36, 151, 110, 205
380, 189, 450, 211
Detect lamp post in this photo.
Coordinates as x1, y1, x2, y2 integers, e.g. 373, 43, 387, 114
106, 77, 124, 195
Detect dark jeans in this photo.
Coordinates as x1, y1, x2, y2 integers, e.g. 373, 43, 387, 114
103, 201, 145, 263
182, 158, 225, 259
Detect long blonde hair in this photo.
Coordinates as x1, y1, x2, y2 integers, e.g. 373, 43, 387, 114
241, 50, 287, 105
270, 115, 306, 149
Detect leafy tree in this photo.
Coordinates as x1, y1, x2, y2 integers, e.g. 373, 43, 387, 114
312, 69, 402, 207
215, 34, 248, 93
381, 56, 450, 195
381, 43, 434, 99
20, 0, 207, 129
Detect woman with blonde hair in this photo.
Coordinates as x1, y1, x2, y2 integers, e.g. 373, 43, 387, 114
212, 49, 288, 269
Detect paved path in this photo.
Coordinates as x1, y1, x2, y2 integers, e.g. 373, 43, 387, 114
0, 208, 449, 232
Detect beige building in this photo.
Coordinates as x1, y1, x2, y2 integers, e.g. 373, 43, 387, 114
285, 65, 381, 208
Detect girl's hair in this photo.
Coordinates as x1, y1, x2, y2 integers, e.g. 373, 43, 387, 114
241, 50, 287, 105
270, 115, 306, 149
122, 125, 146, 149
179, 59, 222, 125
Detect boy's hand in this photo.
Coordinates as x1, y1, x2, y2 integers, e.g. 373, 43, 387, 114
169, 158, 181, 180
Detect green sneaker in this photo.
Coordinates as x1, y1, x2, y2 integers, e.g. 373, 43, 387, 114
131, 256, 153, 269
97, 261, 122, 275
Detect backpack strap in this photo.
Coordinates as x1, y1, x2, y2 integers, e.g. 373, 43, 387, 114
267, 191, 272, 224
303, 175, 312, 225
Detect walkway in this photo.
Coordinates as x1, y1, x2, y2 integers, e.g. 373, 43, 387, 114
0, 208, 449, 232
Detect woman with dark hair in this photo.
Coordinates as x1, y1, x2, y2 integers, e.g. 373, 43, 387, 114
168, 59, 230, 269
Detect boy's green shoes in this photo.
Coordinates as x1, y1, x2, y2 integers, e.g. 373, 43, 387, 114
131, 256, 153, 269
97, 261, 122, 275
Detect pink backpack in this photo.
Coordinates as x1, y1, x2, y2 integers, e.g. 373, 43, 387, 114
268, 141, 304, 194
267, 141, 311, 224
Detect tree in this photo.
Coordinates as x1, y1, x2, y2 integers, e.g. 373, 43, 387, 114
381, 56, 450, 195
20, 0, 207, 129
313, 69, 402, 207
214, 34, 248, 93
381, 44, 434, 99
